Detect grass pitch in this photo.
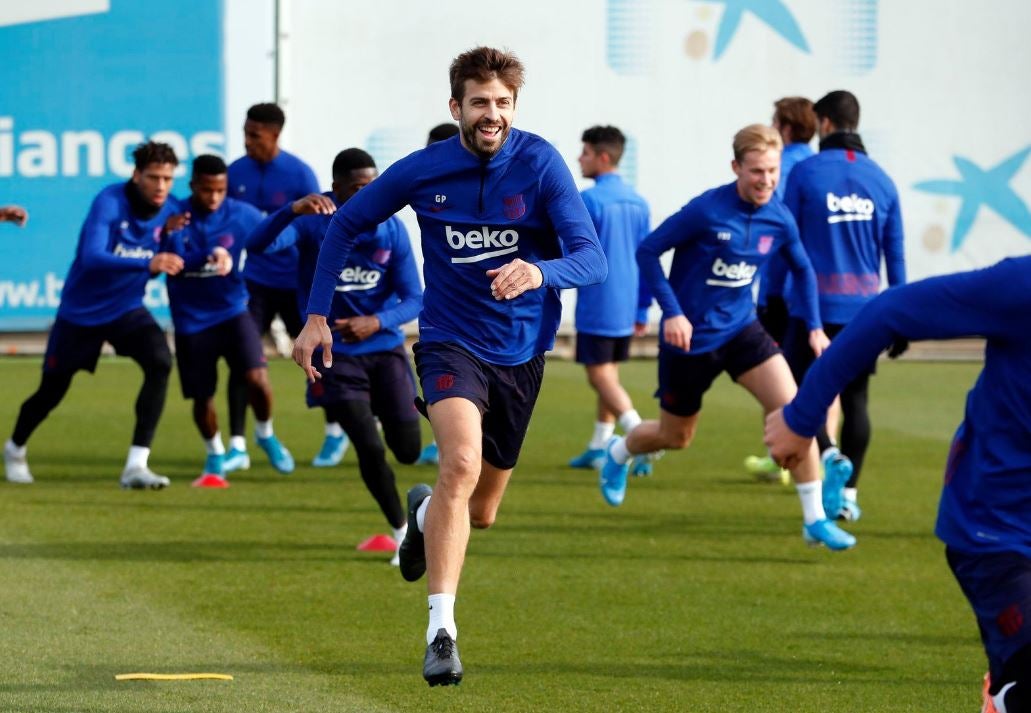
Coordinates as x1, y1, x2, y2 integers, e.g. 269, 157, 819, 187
0, 355, 985, 712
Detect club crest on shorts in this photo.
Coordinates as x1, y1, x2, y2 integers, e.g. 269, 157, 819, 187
436, 374, 455, 391
757, 235, 774, 254
503, 194, 526, 220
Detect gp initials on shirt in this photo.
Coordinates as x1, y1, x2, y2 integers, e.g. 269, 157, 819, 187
444, 225, 519, 264
705, 256, 757, 288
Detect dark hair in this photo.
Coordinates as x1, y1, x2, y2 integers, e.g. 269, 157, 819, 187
132, 141, 178, 170
813, 90, 860, 131
332, 148, 376, 180
581, 125, 626, 165
427, 123, 460, 145
449, 47, 525, 103
191, 154, 227, 178
246, 102, 286, 129
773, 97, 817, 143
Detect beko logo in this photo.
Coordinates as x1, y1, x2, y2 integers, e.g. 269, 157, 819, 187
444, 225, 519, 263
705, 257, 757, 287
826, 192, 875, 224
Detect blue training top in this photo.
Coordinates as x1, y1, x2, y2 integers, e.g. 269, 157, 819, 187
780, 141, 906, 324
636, 181, 820, 355
57, 182, 180, 326
228, 149, 320, 290
575, 172, 652, 337
783, 257, 1031, 557
162, 196, 263, 335
248, 194, 422, 357
308, 129, 607, 366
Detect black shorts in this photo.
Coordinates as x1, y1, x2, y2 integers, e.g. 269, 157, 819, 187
783, 319, 876, 384
245, 279, 303, 338
307, 346, 420, 424
575, 333, 631, 365
174, 312, 267, 399
655, 320, 780, 417
413, 341, 545, 470
44, 307, 169, 375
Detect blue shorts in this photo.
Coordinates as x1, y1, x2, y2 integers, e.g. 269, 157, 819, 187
575, 333, 630, 365
174, 312, 267, 399
307, 346, 420, 424
44, 307, 169, 375
655, 320, 780, 417
947, 547, 1031, 683
413, 341, 545, 470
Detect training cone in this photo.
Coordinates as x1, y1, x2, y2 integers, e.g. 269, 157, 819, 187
356, 534, 397, 552
191, 474, 230, 488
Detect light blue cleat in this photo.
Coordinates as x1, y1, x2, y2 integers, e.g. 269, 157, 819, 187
257, 434, 295, 474
416, 442, 439, 466
839, 497, 862, 522
222, 447, 250, 473
821, 448, 853, 521
203, 453, 225, 477
803, 518, 856, 550
599, 438, 630, 507
313, 433, 349, 467
569, 447, 606, 470
630, 456, 652, 477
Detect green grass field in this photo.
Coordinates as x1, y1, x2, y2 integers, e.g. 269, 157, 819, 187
0, 355, 986, 712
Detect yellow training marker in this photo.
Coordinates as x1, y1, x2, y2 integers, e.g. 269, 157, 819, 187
115, 673, 233, 681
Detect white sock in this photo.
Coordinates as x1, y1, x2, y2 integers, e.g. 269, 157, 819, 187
844, 487, 858, 503
617, 409, 642, 433
126, 446, 150, 470
796, 480, 825, 525
609, 436, 631, 465
994, 682, 1015, 713
415, 496, 430, 533
5, 439, 26, 459
392, 522, 407, 545
229, 435, 247, 452
255, 419, 273, 439
427, 593, 457, 644
325, 421, 344, 437
204, 434, 225, 455
588, 421, 615, 450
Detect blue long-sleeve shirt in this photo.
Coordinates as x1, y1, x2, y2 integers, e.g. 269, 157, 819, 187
162, 196, 263, 335
228, 150, 320, 290
57, 183, 180, 326
308, 130, 607, 366
574, 172, 652, 336
636, 182, 820, 355
783, 257, 1031, 557
248, 195, 422, 357
781, 145, 906, 323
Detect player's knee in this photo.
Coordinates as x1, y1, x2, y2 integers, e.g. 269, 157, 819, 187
244, 367, 270, 390
150, 346, 173, 375
469, 510, 496, 529
438, 446, 480, 488
663, 427, 695, 450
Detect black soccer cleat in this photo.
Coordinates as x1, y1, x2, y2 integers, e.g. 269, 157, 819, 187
399, 484, 432, 582
423, 628, 462, 687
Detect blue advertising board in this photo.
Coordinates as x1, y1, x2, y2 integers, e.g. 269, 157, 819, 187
0, 0, 225, 330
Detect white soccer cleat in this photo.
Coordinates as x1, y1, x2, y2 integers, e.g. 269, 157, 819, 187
4, 446, 34, 484
120, 466, 170, 490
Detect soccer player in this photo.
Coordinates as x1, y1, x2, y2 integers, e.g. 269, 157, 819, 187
292, 47, 606, 686
415, 121, 460, 468
162, 155, 292, 483
226, 103, 334, 471
248, 148, 422, 563
779, 90, 907, 521
567, 125, 652, 474
3, 142, 183, 488
0, 205, 28, 226
598, 124, 857, 552
763, 257, 1031, 713
747, 96, 818, 482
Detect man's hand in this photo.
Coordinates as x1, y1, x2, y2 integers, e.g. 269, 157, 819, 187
633, 322, 648, 338
208, 247, 233, 276
808, 328, 830, 357
149, 252, 184, 276
662, 315, 693, 351
0, 205, 28, 226
486, 259, 543, 300
292, 193, 336, 216
764, 407, 812, 471
292, 315, 333, 383
163, 212, 191, 236
332, 315, 380, 342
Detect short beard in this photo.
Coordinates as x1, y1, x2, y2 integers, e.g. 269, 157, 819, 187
460, 119, 509, 160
